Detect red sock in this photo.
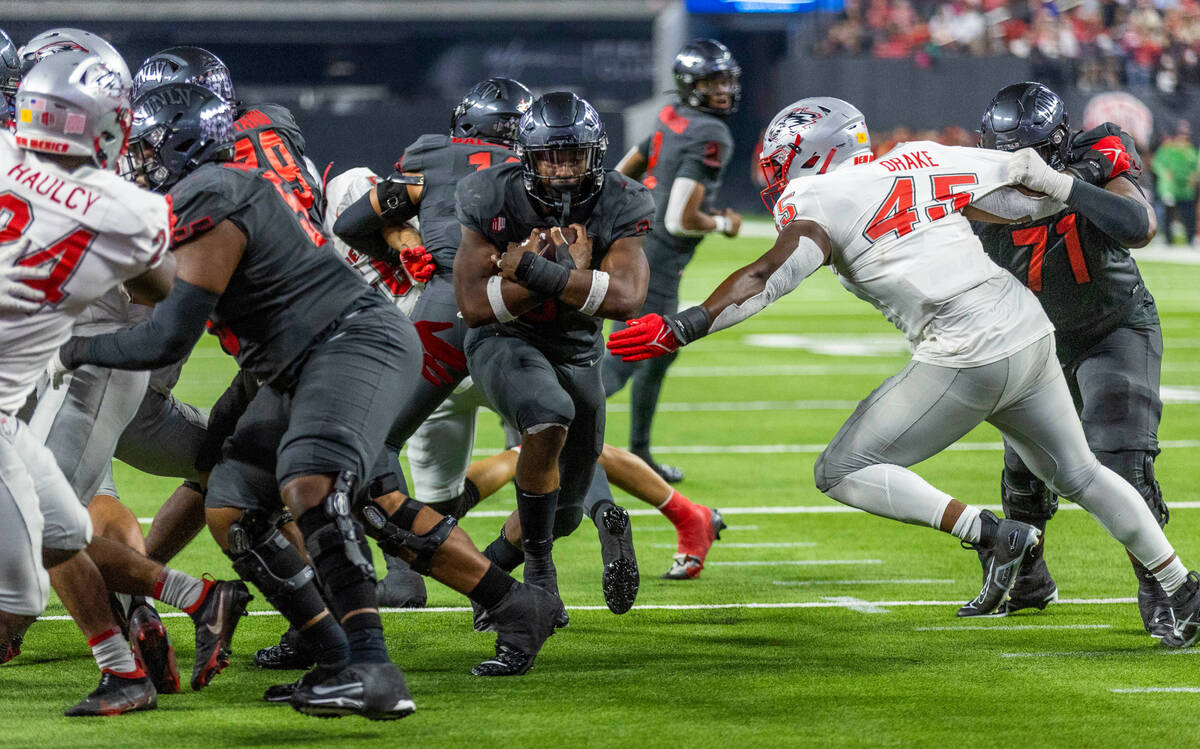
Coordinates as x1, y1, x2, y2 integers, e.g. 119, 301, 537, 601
658, 490, 697, 527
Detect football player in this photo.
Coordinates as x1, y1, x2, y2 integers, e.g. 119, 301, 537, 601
14, 34, 249, 710
608, 96, 1200, 646
0, 49, 240, 717
60, 83, 563, 714
0, 28, 17, 126
601, 39, 742, 484
964, 82, 1171, 633
454, 91, 655, 669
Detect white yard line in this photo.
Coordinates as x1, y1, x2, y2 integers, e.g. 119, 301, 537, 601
1002, 649, 1200, 658
135, 500, 1200, 525
1111, 687, 1200, 694
34, 596, 1149, 623
773, 579, 955, 586
707, 559, 882, 567
652, 541, 816, 549
913, 623, 1113, 632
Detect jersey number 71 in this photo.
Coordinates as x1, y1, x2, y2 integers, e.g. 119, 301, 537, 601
863, 174, 977, 243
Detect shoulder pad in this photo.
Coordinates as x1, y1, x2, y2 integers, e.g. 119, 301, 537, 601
168, 162, 258, 236
238, 102, 307, 155
454, 164, 512, 227
397, 133, 450, 172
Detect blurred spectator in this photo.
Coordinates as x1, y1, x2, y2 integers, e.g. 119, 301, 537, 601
1152, 119, 1200, 244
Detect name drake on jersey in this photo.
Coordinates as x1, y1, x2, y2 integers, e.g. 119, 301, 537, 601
877, 150, 941, 172
5, 160, 103, 215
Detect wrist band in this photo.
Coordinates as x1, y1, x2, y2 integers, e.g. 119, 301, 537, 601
580, 270, 610, 316
487, 275, 516, 323
515, 251, 571, 296
712, 215, 732, 235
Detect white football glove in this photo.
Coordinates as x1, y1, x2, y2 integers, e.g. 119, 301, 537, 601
47, 349, 73, 390
0, 243, 50, 314
1007, 148, 1075, 203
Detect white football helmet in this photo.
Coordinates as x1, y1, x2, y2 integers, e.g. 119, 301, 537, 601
758, 97, 873, 209
15, 49, 132, 169
18, 28, 130, 83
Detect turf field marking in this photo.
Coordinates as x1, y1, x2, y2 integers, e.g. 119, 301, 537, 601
35, 596, 1146, 623
707, 559, 882, 567
820, 596, 890, 613
1002, 650, 1200, 658
772, 579, 955, 586
465, 439, 1200, 457
1110, 687, 1200, 693
652, 541, 816, 549
630, 524, 759, 533
913, 623, 1113, 632
607, 399, 860, 413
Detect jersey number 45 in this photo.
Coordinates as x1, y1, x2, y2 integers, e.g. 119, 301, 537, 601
863, 174, 977, 243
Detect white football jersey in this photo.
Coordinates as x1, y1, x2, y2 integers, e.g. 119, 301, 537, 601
323, 167, 421, 316
0, 131, 169, 413
773, 141, 1052, 366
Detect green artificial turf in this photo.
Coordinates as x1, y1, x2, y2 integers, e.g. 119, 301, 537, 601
4, 234, 1199, 747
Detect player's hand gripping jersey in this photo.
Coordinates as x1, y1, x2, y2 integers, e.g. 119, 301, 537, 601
975, 125, 1158, 365
0, 131, 169, 413
773, 140, 1052, 366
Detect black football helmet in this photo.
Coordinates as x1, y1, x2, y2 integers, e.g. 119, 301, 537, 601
0, 29, 18, 124
979, 82, 1070, 169
517, 91, 607, 222
123, 83, 234, 191
673, 39, 741, 116
451, 77, 533, 145
133, 46, 234, 103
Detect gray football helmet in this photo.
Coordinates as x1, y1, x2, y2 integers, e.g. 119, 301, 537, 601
18, 28, 130, 83
14, 49, 132, 170
758, 97, 872, 209
0, 29, 18, 123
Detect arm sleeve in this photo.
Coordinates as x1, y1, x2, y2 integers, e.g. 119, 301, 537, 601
331, 192, 401, 263
60, 279, 220, 371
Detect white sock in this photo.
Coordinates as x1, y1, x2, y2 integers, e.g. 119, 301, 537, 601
154, 568, 206, 613
950, 505, 984, 543
1154, 557, 1189, 597
824, 464, 957, 531
89, 627, 139, 675
1068, 465, 1183, 592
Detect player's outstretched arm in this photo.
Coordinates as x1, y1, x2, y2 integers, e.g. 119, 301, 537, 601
607, 220, 829, 362
454, 225, 546, 326
57, 220, 246, 372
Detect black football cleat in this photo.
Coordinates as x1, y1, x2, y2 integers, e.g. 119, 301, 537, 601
290, 662, 415, 720
264, 662, 344, 703
634, 450, 684, 484
1133, 558, 1175, 638
64, 670, 157, 717
958, 511, 1041, 617
524, 550, 569, 628
128, 604, 180, 694
597, 504, 639, 614
959, 537, 1056, 617
255, 627, 316, 670
188, 578, 253, 690
376, 554, 427, 609
473, 583, 564, 677
1, 631, 22, 665
1162, 571, 1200, 649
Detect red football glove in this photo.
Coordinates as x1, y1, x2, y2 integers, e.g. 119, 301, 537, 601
399, 245, 435, 283
1067, 124, 1140, 184
606, 313, 681, 362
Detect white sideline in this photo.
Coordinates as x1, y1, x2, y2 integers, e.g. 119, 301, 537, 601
707, 559, 882, 567
34, 596, 1144, 622
1003, 650, 1200, 658
773, 579, 955, 586
1111, 687, 1200, 693
134, 499, 1200, 525
914, 623, 1113, 632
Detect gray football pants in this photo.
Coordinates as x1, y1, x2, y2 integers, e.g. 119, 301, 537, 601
814, 334, 1176, 571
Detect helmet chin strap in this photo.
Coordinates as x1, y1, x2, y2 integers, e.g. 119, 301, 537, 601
558, 190, 572, 227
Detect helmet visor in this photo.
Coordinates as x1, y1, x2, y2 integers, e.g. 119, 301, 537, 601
120, 124, 168, 188
695, 71, 738, 113
527, 145, 595, 196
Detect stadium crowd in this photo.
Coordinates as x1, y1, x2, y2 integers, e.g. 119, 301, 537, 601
816, 0, 1200, 93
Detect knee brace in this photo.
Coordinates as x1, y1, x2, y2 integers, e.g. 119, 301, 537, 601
552, 505, 584, 539
302, 472, 376, 592
1000, 468, 1058, 526
1096, 450, 1168, 527
427, 477, 481, 520
367, 470, 401, 502
226, 511, 323, 623
359, 497, 456, 575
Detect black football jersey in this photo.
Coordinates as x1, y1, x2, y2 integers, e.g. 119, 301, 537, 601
396, 134, 518, 272
637, 103, 733, 253
974, 178, 1159, 364
232, 103, 325, 225
456, 162, 655, 364
169, 161, 370, 382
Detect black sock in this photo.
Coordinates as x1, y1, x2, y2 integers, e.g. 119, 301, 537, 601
298, 614, 350, 666
516, 484, 559, 557
483, 531, 524, 572
342, 612, 389, 665
467, 563, 516, 609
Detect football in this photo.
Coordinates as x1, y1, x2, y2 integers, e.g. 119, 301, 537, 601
534, 225, 579, 259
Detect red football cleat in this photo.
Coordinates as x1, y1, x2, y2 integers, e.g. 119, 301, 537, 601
662, 504, 726, 580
